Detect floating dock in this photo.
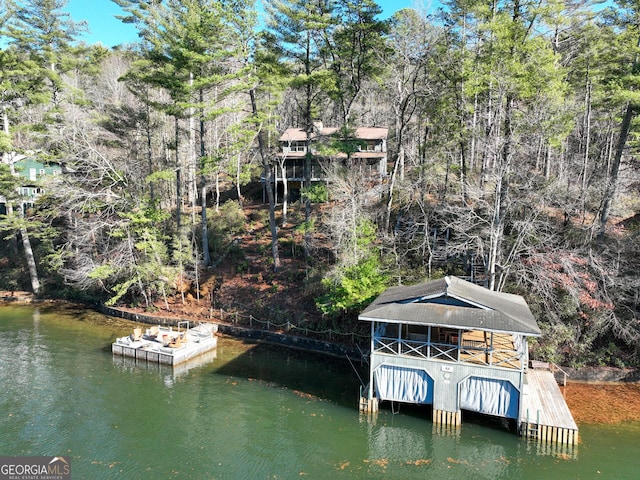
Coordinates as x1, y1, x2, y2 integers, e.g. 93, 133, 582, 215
520, 365, 578, 446
112, 321, 218, 366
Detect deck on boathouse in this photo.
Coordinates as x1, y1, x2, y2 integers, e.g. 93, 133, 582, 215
520, 365, 578, 445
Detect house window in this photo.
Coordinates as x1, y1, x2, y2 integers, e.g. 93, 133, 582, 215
290, 142, 306, 152
40, 169, 45, 175
29, 168, 37, 181
359, 141, 377, 152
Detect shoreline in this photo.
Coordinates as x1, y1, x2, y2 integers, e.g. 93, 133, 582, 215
94, 304, 640, 426
3, 295, 640, 425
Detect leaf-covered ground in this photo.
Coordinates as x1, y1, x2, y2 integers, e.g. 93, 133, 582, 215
565, 382, 640, 424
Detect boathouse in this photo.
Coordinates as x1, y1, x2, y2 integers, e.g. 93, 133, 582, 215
358, 276, 578, 445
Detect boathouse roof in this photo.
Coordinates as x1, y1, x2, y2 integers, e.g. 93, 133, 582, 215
359, 276, 541, 336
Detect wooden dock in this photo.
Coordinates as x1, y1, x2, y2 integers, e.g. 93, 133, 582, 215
520, 368, 578, 446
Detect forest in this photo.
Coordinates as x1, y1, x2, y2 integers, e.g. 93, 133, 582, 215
0, 0, 639, 368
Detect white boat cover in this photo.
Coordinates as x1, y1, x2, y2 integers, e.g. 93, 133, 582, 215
459, 376, 519, 419
374, 365, 433, 404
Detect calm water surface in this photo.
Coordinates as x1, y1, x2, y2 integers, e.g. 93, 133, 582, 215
1, 305, 639, 479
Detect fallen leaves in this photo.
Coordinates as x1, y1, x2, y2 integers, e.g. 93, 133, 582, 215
565, 382, 640, 424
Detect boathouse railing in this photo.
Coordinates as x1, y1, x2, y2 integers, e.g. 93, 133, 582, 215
372, 335, 523, 369
550, 362, 568, 388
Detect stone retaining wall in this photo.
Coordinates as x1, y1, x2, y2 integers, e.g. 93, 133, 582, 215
556, 366, 640, 383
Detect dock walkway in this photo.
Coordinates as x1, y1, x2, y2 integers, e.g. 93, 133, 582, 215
520, 368, 578, 445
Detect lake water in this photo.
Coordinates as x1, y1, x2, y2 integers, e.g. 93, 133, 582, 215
1, 305, 639, 479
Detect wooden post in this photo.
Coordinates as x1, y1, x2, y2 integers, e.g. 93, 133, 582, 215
359, 395, 378, 413
432, 409, 461, 428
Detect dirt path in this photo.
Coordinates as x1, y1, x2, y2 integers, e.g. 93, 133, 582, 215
565, 382, 640, 424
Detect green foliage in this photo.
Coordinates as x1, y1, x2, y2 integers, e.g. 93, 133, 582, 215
316, 254, 388, 317
0, 131, 12, 153
79, 202, 180, 306
300, 184, 328, 203
295, 218, 316, 235
316, 218, 388, 316
207, 200, 246, 257
0, 164, 20, 202
146, 169, 177, 183
88, 264, 117, 282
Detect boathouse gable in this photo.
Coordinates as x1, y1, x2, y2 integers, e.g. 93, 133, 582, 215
360, 276, 541, 337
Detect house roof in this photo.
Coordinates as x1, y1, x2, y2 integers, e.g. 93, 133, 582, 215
279, 128, 308, 142
279, 126, 388, 142
352, 127, 388, 140
359, 276, 541, 336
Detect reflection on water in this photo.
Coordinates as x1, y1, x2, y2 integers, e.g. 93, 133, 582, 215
112, 348, 218, 387
0, 305, 637, 480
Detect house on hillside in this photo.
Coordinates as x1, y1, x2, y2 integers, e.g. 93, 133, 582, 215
0, 155, 63, 214
264, 124, 388, 202
358, 275, 578, 445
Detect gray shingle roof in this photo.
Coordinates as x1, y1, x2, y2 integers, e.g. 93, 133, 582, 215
359, 276, 541, 336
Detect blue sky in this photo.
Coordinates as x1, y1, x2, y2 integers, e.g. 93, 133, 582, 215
67, 0, 438, 47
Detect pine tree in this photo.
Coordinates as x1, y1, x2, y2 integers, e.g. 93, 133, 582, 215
328, 0, 388, 127
118, 0, 253, 274
597, 0, 640, 235
1, 0, 88, 294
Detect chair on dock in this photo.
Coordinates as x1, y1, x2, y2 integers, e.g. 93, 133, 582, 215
131, 328, 143, 341
148, 325, 159, 339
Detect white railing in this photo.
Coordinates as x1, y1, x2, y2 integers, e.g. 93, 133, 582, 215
373, 336, 523, 369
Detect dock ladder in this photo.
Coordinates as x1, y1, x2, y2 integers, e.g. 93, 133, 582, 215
524, 409, 541, 438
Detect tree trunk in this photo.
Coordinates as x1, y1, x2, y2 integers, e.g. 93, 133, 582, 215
384, 146, 402, 232
303, 31, 313, 262
175, 116, 182, 231
146, 100, 154, 203
488, 94, 514, 291
2, 107, 10, 165
580, 78, 592, 220
200, 89, 211, 267
188, 72, 197, 209
215, 171, 220, 212
599, 102, 634, 236
278, 158, 289, 225
250, 88, 280, 271
235, 153, 243, 208
20, 226, 40, 294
